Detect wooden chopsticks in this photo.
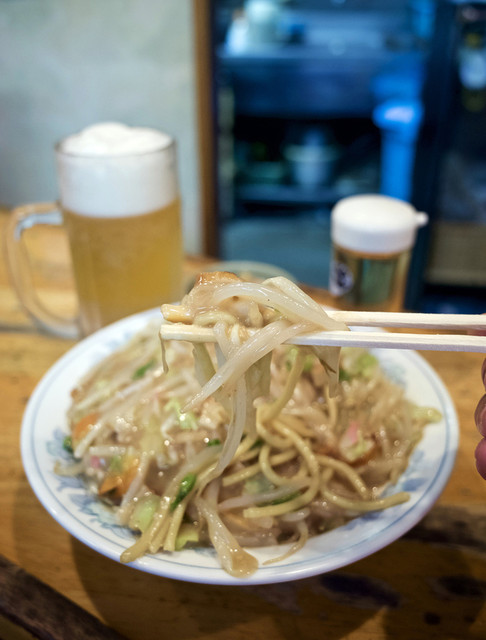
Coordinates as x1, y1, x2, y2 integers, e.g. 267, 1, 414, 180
159, 311, 486, 353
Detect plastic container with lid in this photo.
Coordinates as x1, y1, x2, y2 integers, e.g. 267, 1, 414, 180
329, 194, 428, 311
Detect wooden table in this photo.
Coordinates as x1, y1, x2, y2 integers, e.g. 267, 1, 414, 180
1, 210, 486, 639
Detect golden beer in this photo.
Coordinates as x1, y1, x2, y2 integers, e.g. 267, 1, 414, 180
63, 199, 183, 335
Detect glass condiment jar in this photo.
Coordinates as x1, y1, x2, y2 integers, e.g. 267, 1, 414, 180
329, 194, 428, 311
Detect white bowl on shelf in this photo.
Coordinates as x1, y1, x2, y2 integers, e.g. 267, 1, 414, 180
285, 144, 340, 188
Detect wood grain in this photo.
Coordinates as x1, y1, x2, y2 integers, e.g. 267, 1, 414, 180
0, 554, 126, 639
1, 210, 486, 639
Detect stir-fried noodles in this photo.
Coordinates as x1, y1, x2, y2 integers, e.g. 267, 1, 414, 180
58, 273, 441, 577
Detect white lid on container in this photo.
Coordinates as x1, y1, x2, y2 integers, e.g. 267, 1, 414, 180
331, 194, 428, 254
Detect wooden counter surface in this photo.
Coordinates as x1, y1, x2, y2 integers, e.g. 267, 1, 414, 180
1, 210, 486, 639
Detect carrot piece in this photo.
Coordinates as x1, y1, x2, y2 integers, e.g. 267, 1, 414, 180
98, 457, 139, 498
72, 412, 99, 445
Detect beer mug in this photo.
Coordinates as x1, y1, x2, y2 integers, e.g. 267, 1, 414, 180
5, 123, 184, 338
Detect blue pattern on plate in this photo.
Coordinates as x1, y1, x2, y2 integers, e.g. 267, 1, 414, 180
69, 493, 134, 540
47, 427, 73, 461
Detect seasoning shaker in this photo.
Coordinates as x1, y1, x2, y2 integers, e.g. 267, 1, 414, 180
329, 194, 428, 311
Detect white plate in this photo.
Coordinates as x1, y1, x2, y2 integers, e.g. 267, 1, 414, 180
21, 308, 458, 586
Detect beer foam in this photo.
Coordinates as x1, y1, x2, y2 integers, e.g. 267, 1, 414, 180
57, 123, 178, 217
60, 123, 172, 156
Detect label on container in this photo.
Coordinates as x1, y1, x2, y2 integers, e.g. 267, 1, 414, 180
330, 245, 410, 311
329, 259, 354, 296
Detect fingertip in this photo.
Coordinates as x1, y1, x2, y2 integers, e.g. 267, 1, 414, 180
475, 439, 486, 480
475, 395, 486, 437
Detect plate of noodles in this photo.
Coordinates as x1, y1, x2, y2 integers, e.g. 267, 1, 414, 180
21, 275, 459, 585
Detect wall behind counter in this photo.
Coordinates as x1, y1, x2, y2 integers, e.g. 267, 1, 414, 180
0, 0, 202, 254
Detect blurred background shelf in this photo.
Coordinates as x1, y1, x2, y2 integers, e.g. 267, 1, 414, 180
200, 0, 486, 313
234, 183, 359, 207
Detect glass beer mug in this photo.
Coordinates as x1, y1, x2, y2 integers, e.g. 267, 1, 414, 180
5, 123, 184, 338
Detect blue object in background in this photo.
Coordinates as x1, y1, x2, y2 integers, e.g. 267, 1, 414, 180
372, 98, 423, 202
371, 54, 425, 103
409, 0, 437, 43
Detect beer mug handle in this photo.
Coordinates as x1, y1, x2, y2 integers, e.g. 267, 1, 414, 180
4, 203, 79, 339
